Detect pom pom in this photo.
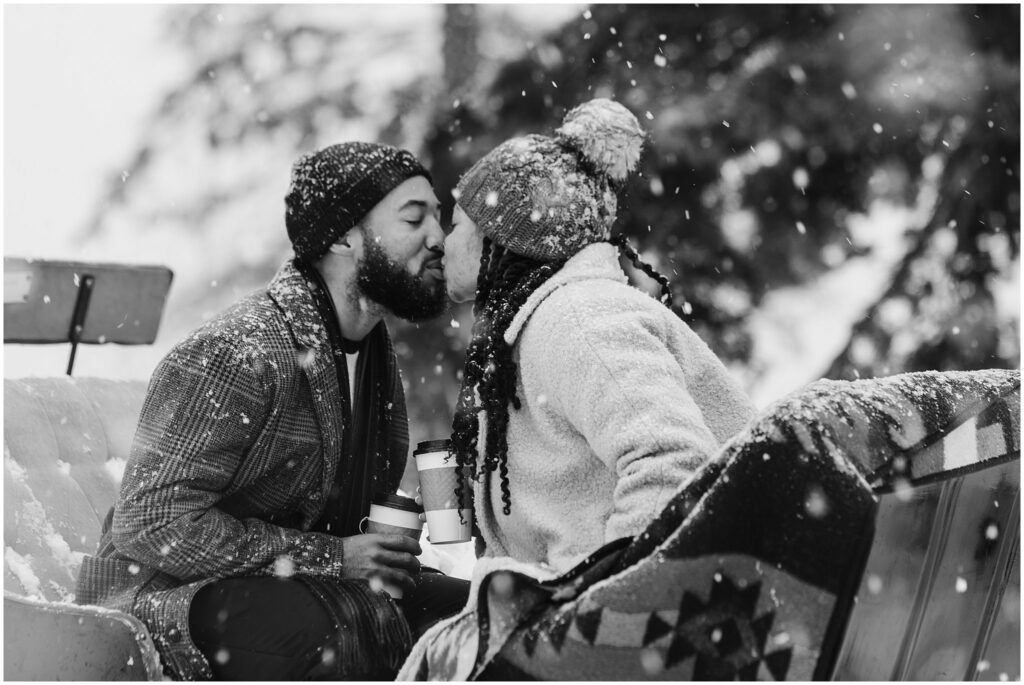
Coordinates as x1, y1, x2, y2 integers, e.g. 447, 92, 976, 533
555, 98, 645, 183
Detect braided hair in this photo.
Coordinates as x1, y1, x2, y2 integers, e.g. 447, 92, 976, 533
608, 234, 674, 307
451, 234, 674, 515
451, 238, 563, 515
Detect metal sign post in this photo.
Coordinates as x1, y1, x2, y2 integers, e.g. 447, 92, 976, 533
65, 274, 96, 376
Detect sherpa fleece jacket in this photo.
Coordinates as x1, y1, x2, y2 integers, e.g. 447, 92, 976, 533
474, 242, 757, 573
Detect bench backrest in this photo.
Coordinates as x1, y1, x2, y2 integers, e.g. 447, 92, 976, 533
4, 377, 149, 601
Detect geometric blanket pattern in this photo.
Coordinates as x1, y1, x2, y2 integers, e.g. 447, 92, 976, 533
397, 369, 1020, 681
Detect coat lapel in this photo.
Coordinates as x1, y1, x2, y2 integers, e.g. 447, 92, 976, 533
267, 259, 345, 502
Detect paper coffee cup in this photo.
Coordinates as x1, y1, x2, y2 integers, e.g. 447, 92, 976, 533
414, 440, 473, 545
362, 494, 423, 599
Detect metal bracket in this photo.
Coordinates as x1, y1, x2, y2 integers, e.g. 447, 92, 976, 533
66, 274, 95, 376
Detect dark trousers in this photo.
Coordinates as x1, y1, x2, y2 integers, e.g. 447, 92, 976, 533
189, 571, 470, 680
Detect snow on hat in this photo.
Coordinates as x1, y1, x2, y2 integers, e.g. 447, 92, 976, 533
454, 98, 645, 261
285, 142, 431, 262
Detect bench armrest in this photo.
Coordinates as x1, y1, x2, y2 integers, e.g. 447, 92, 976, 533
3, 591, 163, 680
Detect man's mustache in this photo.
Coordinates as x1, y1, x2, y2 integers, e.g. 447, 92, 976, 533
423, 248, 445, 272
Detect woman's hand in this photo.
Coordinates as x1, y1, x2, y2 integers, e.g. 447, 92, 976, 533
415, 485, 427, 523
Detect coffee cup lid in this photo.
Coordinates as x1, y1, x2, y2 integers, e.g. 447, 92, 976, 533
414, 439, 451, 454
372, 493, 422, 513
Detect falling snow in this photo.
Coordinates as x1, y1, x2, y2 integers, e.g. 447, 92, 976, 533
3, 9, 1018, 679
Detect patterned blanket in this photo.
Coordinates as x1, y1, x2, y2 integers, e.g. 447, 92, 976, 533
397, 369, 1020, 681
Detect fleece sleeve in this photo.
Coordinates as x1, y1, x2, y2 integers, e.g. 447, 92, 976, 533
529, 290, 721, 543
112, 334, 346, 582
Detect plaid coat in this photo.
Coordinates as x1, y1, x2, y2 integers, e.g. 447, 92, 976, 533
74, 260, 409, 680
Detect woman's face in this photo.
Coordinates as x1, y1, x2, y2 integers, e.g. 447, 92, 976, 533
443, 204, 485, 303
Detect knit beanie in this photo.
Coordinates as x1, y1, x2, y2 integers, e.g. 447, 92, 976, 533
454, 99, 645, 261
285, 142, 431, 262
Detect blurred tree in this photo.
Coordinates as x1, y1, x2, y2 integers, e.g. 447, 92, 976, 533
432, 3, 1019, 392
78, 4, 1018, 429
825, 5, 1020, 378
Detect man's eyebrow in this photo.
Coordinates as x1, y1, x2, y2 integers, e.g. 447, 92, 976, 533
399, 199, 441, 214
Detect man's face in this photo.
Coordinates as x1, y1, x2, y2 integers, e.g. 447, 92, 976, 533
353, 176, 447, 322
442, 204, 485, 304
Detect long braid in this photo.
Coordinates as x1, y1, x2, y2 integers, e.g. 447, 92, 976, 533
451, 241, 564, 515
451, 239, 495, 511
473, 237, 496, 314
608, 233, 674, 308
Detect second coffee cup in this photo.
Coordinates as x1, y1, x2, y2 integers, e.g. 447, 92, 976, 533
414, 439, 473, 545
361, 493, 423, 599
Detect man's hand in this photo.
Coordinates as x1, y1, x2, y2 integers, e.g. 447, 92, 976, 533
340, 534, 422, 594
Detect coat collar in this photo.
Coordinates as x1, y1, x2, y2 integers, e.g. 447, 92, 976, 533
267, 258, 344, 501
267, 259, 331, 352
504, 242, 627, 346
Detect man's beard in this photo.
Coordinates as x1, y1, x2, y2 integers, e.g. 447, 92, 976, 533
354, 233, 447, 323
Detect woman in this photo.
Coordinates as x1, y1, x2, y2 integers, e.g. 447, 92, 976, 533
442, 98, 757, 574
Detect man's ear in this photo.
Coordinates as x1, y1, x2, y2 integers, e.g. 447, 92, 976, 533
327, 228, 360, 256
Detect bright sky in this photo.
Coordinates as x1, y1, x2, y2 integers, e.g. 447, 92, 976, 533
4, 4, 183, 259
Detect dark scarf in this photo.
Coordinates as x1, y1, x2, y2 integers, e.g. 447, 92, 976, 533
296, 260, 393, 538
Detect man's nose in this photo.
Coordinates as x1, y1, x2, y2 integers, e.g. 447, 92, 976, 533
425, 215, 445, 251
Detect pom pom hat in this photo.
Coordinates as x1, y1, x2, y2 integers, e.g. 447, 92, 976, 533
455, 98, 645, 261
285, 142, 431, 262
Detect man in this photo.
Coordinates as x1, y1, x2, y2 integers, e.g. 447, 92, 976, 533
75, 142, 469, 680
